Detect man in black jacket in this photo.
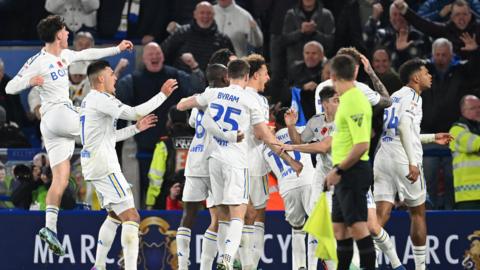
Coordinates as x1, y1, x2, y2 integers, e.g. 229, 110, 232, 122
288, 40, 327, 119
422, 37, 480, 209
161, 1, 234, 72
116, 42, 201, 208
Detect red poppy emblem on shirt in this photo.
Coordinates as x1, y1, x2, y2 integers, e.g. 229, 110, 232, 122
57, 61, 63, 68
321, 127, 328, 135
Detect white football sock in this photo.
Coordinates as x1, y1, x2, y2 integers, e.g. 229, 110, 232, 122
252, 221, 265, 267
200, 229, 217, 270
239, 225, 255, 269
223, 218, 244, 268
307, 234, 318, 270
217, 221, 230, 263
176, 227, 191, 270
292, 229, 306, 270
45, 205, 59, 233
373, 228, 402, 268
413, 245, 426, 270
121, 221, 139, 270
95, 216, 121, 268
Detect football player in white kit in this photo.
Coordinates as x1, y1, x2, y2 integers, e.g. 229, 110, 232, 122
374, 59, 452, 270
284, 86, 337, 270
80, 60, 177, 270
176, 64, 242, 270
177, 59, 301, 270
240, 54, 271, 270
288, 89, 405, 269
314, 47, 392, 115
5, 15, 134, 255
265, 107, 316, 270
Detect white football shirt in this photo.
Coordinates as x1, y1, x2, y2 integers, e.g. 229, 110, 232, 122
80, 90, 127, 179
196, 84, 264, 169
377, 86, 423, 165
245, 87, 270, 176
263, 128, 314, 196
315, 79, 380, 114
6, 47, 119, 115
184, 107, 213, 177
301, 113, 335, 177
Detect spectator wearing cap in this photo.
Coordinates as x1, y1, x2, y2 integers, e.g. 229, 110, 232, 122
68, 62, 90, 107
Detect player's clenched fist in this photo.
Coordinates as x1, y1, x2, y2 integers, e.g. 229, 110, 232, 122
160, 79, 178, 96
117, 40, 134, 52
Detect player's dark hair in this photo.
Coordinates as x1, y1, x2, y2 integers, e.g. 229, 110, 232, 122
274, 107, 290, 128
37, 15, 66, 43
227, 59, 250, 80
87, 60, 111, 82
206, 63, 228, 87
209, 48, 235, 66
330, 55, 356, 81
319, 86, 336, 102
398, 58, 425, 85
244, 54, 266, 78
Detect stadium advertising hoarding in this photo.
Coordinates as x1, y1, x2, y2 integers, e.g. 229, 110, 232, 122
0, 210, 478, 269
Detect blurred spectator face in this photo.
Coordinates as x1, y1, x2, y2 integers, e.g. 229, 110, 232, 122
451, 4, 471, 30
303, 43, 324, 68
218, 0, 233, 8
372, 49, 391, 75
142, 43, 164, 73
462, 96, 480, 121
70, 74, 86, 84
170, 182, 182, 199
433, 45, 453, 71
389, 4, 408, 31
302, 0, 316, 11
69, 62, 88, 84
256, 65, 270, 92
74, 35, 94, 51
194, 2, 215, 29
33, 153, 49, 168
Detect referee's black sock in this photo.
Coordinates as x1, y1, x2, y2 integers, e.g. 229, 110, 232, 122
357, 235, 376, 270
337, 238, 353, 270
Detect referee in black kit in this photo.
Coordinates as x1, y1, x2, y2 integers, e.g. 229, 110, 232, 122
325, 54, 376, 270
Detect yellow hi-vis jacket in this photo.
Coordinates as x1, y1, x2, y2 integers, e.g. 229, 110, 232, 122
449, 120, 480, 203
145, 141, 168, 207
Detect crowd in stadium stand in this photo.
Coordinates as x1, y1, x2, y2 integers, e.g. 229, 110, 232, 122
0, 0, 479, 211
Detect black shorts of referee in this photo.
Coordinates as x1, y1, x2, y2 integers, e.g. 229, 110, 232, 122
331, 161, 373, 226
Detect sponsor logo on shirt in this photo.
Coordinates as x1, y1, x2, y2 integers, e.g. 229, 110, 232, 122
350, 114, 364, 127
